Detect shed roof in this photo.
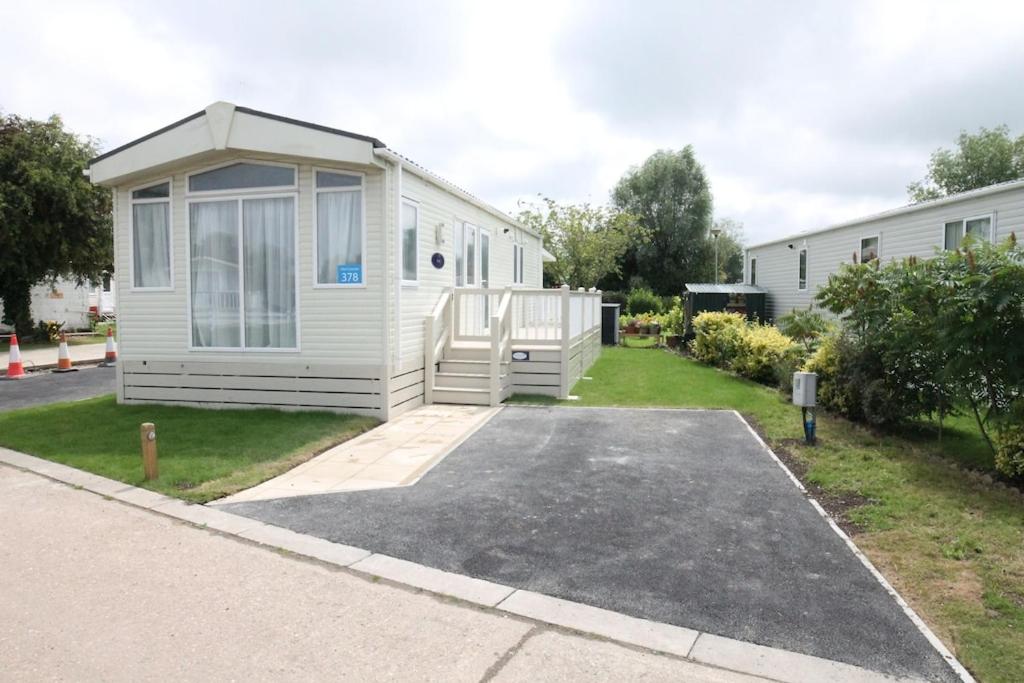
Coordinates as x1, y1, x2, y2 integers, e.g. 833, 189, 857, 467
684, 283, 767, 294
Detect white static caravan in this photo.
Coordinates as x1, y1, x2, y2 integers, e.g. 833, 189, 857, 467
744, 179, 1024, 320
88, 102, 601, 420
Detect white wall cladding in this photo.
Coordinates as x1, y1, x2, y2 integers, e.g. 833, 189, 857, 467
747, 185, 1024, 320
396, 170, 543, 371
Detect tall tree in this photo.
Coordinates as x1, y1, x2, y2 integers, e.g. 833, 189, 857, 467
711, 218, 745, 284
0, 113, 112, 337
517, 197, 641, 289
609, 147, 713, 295
908, 125, 1024, 202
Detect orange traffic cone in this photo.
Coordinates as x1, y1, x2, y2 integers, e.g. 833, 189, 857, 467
5, 333, 26, 379
54, 332, 78, 373
101, 326, 117, 366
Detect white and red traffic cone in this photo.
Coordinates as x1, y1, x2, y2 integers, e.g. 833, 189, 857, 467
5, 333, 26, 379
54, 332, 77, 372
100, 326, 117, 366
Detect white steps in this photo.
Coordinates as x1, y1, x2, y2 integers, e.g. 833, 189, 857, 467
431, 342, 511, 406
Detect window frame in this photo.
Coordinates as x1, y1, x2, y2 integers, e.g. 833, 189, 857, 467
311, 166, 367, 289
400, 197, 420, 287
184, 191, 301, 353
185, 158, 298, 197
942, 212, 994, 250
749, 257, 757, 286
859, 234, 881, 264
797, 248, 808, 291
128, 177, 174, 292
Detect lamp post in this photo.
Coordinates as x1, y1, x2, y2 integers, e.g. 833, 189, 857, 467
710, 227, 722, 284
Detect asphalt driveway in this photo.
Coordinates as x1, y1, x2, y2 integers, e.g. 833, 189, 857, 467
0, 365, 115, 411
221, 406, 958, 682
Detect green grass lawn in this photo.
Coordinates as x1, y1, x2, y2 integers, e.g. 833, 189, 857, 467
513, 347, 1023, 683
0, 395, 376, 503
14, 334, 107, 352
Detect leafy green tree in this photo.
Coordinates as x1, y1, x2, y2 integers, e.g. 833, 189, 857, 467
517, 196, 641, 289
0, 113, 112, 337
608, 147, 713, 295
908, 125, 1024, 202
712, 218, 745, 283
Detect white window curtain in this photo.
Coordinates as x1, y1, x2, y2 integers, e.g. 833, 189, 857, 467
244, 197, 296, 348
317, 191, 362, 284
133, 203, 171, 287
402, 202, 418, 282
190, 201, 241, 348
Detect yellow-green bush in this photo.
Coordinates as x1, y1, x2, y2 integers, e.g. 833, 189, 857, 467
731, 324, 799, 385
690, 312, 746, 367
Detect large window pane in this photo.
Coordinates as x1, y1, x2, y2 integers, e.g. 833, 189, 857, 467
966, 217, 991, 241
465, 225, 476, 286
189, 163, 294, 193
132, 202, 171, 287
480, 232, 490, 287
190, 201, 240, 347
317, 190, 363, 284
243, 197, 296, 348
455, 223, 464, 286
402, 202, 418, 282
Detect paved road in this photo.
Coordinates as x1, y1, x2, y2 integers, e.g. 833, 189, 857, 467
0, 465, 757, 682
223, 406, 959, 683
0, 365, 115, 411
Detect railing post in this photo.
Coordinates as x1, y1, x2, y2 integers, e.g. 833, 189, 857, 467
424, 314, 434, 405
489, 312, 501, 406
559, 284, 571, 399
446, 290, 456, 353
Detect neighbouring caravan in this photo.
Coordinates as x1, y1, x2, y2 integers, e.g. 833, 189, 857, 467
745, 179, 1024, 320
0, 275, 115, 332
88, 102, 600, 420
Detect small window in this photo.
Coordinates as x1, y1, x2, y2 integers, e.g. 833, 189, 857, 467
749, 258, 757, 285
189, 162, 295, 193
102, 272, 112, 292
944, 220, 963, 250
130, 181, 172, 289
944, 215, 992, 250
401, 200, 419, 284
315, 171, 364, 285
860, 236, 879, 263
798, 249, 807, 290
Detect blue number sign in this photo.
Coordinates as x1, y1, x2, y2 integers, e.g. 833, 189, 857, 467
336, 264, 363, 284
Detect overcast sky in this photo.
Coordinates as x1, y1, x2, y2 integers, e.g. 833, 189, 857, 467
3, 0, 1023, 244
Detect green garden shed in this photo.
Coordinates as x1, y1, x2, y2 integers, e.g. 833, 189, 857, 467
683, 283, 768, 336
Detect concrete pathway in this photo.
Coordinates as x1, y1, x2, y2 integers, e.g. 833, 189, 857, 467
3, 341, 107, 373
217, 404, 499, 503
0, 463, 766, 682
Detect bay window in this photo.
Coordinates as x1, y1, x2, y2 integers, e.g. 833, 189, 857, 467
187, 161, 297, 350
131, 180, 172, 289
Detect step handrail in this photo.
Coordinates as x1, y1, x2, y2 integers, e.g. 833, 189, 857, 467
489, 287, 513, 405
424, 288, 453, 404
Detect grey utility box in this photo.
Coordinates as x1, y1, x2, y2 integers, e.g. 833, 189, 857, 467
792, 372, 817, 407
601, 303, 620, 345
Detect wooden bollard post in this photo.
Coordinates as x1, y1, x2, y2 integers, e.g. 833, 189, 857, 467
140, 422, 159, 481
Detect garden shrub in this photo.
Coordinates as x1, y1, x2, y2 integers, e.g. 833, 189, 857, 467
731, 324, 799, 385
662, 297, 686, 337
690, 311, 746, 367
777, 308, 832, 354
994, 401, 1024, 479
602, 290, 627, 306
626, 287, 662, 316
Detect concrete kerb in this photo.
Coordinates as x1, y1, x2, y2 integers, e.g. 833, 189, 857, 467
729, 411, 976, 683
0, 444, 946, 683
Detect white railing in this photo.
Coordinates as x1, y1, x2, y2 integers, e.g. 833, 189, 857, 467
429, 285, 603, 404
423, 287, 453, 404
489, 289, 513, 405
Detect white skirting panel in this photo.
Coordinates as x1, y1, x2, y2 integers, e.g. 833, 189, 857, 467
121, 359, 387, 417
509, 333, 602, 399
389, 365, 425, 418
